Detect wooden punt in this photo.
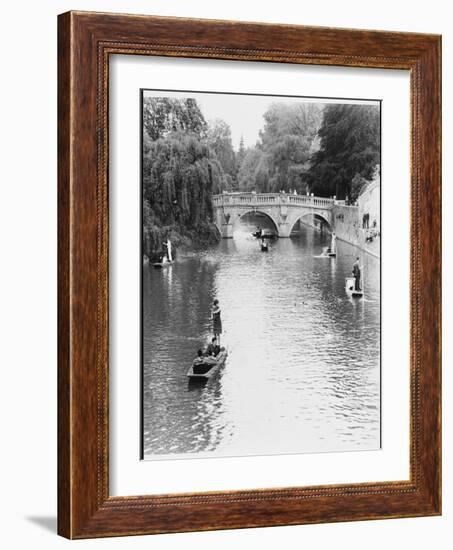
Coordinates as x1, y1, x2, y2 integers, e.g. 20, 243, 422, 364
153, 260, 174, 268
345, 276, 364, 298
187, 350, 228, 381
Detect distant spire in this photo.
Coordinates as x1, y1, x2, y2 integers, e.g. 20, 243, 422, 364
239, 134, 245, 153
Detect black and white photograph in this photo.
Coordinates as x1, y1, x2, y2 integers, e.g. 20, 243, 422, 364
1, 0, 446, 545
141, 89, 381, 459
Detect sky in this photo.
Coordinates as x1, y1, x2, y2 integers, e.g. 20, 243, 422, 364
143, 89, 379, 151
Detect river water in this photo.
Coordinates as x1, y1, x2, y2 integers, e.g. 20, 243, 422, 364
143, 221, 380, 459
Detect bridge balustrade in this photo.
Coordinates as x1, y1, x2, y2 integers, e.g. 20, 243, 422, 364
212, 193, 334, 208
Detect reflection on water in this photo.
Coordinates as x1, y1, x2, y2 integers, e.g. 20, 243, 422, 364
143, 223, 380, 459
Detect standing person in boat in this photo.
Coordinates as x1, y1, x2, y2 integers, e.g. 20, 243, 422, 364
160, 238, 174, 265
352, 257, 362, 291
164, 238, 173, 262
160, 241, 168, 264
330, 232, 336, 254
212, 299, 222, 346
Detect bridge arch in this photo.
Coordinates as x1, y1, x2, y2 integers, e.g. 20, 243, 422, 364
212, 193, 335, 238
234, 209, 280, 237
289, 212, 332, 235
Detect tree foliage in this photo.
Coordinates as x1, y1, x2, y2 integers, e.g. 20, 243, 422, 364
237, 135, 246, 166
142, 98, 225, 258
305, 104, 380, 199
236, 102, 323, 193
143, 97, 207, 141
237, 148, 265, 191
206, 119, 236, 183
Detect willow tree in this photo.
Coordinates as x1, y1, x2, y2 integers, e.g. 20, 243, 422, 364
143, 97, 207, 141
141, 96, 230, 258
143, 132, 224, 258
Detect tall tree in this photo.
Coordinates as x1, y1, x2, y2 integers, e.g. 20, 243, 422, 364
237, 148, 267, 191
260, 102, 322, 144
143, 97, 207, 141
143, 132, 225, 257
142, 97, 222, 258
235, 102, 323, 193
233, 134, 247, 190
206, 119, 236, 188
305, 104, 380, 199
237, 135, 246, 164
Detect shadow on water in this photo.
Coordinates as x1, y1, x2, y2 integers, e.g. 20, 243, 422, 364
187, 378, 208, 392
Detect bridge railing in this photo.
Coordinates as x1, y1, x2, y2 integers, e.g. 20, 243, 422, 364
212, 193, 335, 208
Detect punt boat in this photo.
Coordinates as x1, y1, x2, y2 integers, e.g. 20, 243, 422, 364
187, 350, 228, 381
153, 259, 174, 268
252, 230, 276, 239
345, 276, 364, 298
316, 246, 336, 258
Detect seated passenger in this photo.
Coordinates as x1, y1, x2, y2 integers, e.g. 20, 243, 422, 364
206, 337, 220, 356
194, 349, 204, 363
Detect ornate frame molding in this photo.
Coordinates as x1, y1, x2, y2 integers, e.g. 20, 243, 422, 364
58, 11, 441, 538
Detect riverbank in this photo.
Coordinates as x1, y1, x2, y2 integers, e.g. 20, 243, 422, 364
143, 221, 220, 262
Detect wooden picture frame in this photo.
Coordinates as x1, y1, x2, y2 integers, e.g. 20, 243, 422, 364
58, 11, 441, 539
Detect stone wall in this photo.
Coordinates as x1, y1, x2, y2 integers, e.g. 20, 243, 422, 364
358, 179, 380, 230
332, 204, 380, 258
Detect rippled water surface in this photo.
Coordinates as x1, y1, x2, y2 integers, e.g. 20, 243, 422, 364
143, 224, 380, 459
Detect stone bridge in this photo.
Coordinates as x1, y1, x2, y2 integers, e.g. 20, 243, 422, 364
212, 192, 336, 238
